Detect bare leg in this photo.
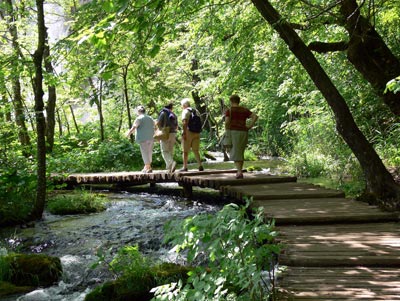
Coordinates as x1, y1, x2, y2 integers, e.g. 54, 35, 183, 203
183, 151, 189, 169
193, 150, 202, 167
234, 161, 243, 178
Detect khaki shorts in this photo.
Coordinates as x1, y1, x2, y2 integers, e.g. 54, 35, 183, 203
230, 130, 248, 161
182, 131, 200, 152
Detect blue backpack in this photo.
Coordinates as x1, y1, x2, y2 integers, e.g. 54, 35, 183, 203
187, 108, 202, 133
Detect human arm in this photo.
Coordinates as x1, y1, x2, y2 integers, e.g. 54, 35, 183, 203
224, 109, 231, 130
246, 112, 258, 129
182, 119, 188, 140
181, 109, 189, 140
125, 119, 140, 137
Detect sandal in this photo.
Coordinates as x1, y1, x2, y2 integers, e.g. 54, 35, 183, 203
235, 173, 243, 179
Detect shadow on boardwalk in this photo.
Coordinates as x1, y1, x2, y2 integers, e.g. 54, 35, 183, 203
223, 175, 400, 301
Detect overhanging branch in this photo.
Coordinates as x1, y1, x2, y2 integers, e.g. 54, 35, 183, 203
308, 41, 348, 53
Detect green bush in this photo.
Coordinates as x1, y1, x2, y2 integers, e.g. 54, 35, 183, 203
152, 200, 280, 301
86, 246, 191, 301
287, 153, 326, 178
47, 191, 107, 215
0, 248, 10, 282
0, 156, 36, 226
48, 135, 166, 173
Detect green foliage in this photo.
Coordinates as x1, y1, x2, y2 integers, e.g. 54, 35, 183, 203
152, 201, 280, 301
1, 0, 400, 204
0, 155, 36, 226
0, 248, 10, 282
385, 76, 400, 94
87, 246, 191, 301
109, 245, 152, 279
2, 253, 62, 287
244, 148, 258, 161
47, 191, 107, 215
48, 135, 147, 173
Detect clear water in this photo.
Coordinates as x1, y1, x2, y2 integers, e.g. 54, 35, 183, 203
0, 187, 222, 301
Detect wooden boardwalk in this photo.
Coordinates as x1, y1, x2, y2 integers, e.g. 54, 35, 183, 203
52, 170, 400, 300
222, 176, 400, 301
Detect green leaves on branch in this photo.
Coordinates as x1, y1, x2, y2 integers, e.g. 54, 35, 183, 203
152, 200, 280, 300
385, 76, 400, 94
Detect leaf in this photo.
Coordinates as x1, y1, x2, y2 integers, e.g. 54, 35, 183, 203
101, 0, 115, 13
149, 45, 161, 57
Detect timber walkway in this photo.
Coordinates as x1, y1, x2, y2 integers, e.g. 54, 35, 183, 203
52, 169, 400, 300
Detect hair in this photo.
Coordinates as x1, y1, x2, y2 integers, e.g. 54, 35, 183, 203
180, 98, 191, 107
137, 105, 145, 114
165, 102, 174, 110
229, 94, 240, 104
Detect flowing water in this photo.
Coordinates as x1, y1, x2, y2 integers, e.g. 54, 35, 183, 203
0, 159, 286, 300
0, 187, 223, 301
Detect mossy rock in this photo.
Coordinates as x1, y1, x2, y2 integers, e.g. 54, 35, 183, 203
153, 262, 191, 282
7, 253, 62, 287
85, 275, 155, 301
85, 263, 191, 301
0, 281, 34, 298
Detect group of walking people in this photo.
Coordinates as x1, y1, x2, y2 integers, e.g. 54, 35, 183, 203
126, 95, 258, 179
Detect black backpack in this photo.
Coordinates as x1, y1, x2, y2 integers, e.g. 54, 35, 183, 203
187, 108, 202, 133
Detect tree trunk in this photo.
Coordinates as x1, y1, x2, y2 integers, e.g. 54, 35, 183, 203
340, 0, 400, 115
191, 58, 211, 131
122, 65, 133, 142
0, 74, 11, 122
57, 109, 63, 136
89, 77, 105, 141
44, 41, 57, 153
63, 108, 71, 135
251, 0, 400, 209
31, 0, 47, 220
69, 105, 80, 134
3, 0, 32, 154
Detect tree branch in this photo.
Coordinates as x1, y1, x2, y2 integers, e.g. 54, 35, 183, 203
308, 41, 348, 53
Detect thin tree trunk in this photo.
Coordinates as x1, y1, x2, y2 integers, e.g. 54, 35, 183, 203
3, 0, 31, 154
69, 105, 80, 134
88, 77, 105, 141
57, 109, 63, 136
63, 108, 70, 135
122, 65, 133, 141
31, 0, 47, 220
251, 0, 400, 209
44, 40, 57, 153
0, 72, 12, 122
191, 58, 210, 131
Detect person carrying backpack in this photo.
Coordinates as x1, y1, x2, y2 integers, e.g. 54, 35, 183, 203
157, 102, 178, 173
179, 98, 204, 172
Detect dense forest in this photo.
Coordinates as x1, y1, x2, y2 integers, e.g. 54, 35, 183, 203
1, 0, 400, 225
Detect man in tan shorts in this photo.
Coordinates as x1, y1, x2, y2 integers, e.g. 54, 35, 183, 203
179, 98, 204, 172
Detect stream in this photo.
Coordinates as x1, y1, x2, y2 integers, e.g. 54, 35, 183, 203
0, 186, 223, 301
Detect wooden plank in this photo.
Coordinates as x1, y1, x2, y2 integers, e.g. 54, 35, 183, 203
221, 182, 345, 200
250, 198, 399, 225
277, 267, 400, 300
277, 223, 400, 267
279, 255, 400, 267
180, 173, 297, 190
51, 169, 238, 186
